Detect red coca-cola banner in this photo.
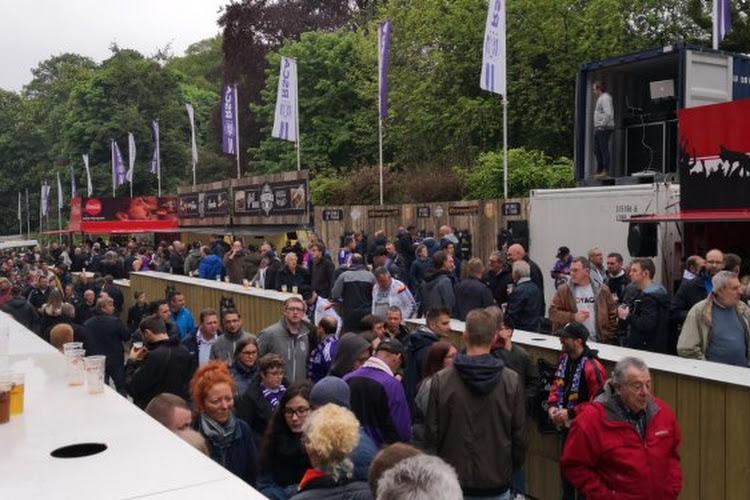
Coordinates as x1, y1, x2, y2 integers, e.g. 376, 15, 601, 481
70, 196, 178, 233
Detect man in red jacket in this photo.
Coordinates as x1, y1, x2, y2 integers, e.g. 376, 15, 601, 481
560, 356, 682, 499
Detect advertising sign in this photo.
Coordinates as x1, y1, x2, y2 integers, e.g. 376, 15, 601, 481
234, 179, 307, 217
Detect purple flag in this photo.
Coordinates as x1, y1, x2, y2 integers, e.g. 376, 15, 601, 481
150, 120, 160, 176
222, 85, 237, 155
112, 140, 126, 186
378, 20, 392, 119
714, 0, 731, 47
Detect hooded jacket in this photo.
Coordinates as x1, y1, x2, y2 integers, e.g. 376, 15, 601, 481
420, 269, 455, 314
625, 283, 670, 353
2, 296, 40, 333
258, 318, 312, 383
331, 264, 376, 331
329, 333, 371, 378
426, 353, 526, 496
560, 382, 682, 499
198, 253, 225, 280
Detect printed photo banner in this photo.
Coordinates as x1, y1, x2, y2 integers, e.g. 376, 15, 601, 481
179, 189, 230, 218
234, 178, 308, 217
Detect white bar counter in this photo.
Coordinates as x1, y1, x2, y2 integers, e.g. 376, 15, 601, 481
0, 314, 265, 500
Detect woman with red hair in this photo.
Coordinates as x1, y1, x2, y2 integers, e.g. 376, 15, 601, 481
190, 361, 257, 486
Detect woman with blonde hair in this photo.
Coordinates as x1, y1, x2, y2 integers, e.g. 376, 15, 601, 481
291, 404, 372, 499
39, 288, 75, 343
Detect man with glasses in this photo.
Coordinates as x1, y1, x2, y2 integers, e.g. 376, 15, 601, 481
210, 308, 254, 366
671, 248, 724, 352
258, 296, 312, 383
182, 308, 222, 376
561, 357, 682, 499
345, 337, 411, 448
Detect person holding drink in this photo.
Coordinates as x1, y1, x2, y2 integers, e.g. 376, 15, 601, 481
549, 256, 617, 344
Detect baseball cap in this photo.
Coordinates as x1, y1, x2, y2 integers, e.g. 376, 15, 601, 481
558, 322, 589, 342
376, 337, 405, 357
556, 246, 571, 259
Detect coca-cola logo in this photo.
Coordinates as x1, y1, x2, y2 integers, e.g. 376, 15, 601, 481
85, 199, 102, 216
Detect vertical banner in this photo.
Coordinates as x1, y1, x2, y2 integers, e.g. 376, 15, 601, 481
127, 132, 136, 184
186, 103, 198, 185
222, 85, 237, 154
112, 141, 126, 186
713, 0, 732, 49
272, 57, 298, 142
41, 181, 50, 216
480, 0, 507, 96
82, 154, 93, 197
149, 120, 160, 176
17, 192, 22, 236
70, 166, 76, 198
57, 172, 63, 207
378, 20, 392, 119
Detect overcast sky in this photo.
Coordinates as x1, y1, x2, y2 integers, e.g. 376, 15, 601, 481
0, 0, 227, 91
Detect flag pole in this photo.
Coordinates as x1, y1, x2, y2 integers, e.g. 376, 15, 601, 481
503, 97, 508, 199
378, 114, 384, 206
25, 189, 30, 239
295, 76, 301, 172
57, 200, 62, 245
234, 85, 242, 178
111, 140, 116, 197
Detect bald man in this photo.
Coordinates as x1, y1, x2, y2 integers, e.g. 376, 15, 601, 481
507, 244, 545, 316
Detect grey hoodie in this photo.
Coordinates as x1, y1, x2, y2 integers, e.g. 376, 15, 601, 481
258, 318, 312, 383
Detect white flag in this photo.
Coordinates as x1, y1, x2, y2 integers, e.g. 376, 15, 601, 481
82, 154, 93, 197
480, 0, 507, 96
18, 192, 22, 222
57, 172, 63, 207
127, 132, 136, 183
41, 181, 50, 216
272, 57, 299, 142
70, 166, 76, 198
186, 103, 198, 165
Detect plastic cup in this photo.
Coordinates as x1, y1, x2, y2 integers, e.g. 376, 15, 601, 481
10, 372, 24, 415
66, 348, 86, 386
292, 285, 298, 294
84, 355, 106, 394
63, 342, 84, 353
215, 275, 221, 282
0, 324, 9, 355
243, 279, 250, 289
281, 285, 288, 293
0, 381, 11, 424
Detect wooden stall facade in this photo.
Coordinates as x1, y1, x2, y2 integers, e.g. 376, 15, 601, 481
314, 198, 529, 265
177, 180, 232, 229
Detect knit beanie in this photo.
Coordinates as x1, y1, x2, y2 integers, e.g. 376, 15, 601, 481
310, 376, 351, 409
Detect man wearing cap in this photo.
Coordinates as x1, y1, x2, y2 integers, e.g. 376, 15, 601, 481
344, 337, 411, 448
551, 246, 573, 290
547, 322, 607, 500
310, 376, 379, 481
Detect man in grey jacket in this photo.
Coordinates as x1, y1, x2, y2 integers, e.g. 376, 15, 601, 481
421, 250, 456, 316
210, 308, 254, 366
258, 296, 312, 383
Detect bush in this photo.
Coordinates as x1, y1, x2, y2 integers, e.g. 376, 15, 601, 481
310, 174, 349, 205
462, 148, 575, 199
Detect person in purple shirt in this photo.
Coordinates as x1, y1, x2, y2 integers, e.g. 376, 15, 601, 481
344, 337, 411, 448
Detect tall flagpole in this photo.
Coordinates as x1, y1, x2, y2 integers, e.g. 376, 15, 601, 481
234, 85, 242, 178
111, 140, 116, 197
25, 188, 30, 239
294, 73, 301, 172
156, 121, 162, 197
378, 115, 384, 206
503, 99, 508, 199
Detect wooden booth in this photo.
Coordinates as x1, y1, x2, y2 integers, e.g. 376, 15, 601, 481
315, 198, 529, 265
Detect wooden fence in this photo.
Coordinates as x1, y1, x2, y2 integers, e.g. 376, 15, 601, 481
314, 198, 529, 265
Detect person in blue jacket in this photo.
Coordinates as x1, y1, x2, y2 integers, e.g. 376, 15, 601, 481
198, 245, 225, 280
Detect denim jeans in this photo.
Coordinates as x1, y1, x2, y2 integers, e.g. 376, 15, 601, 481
594, 128, 613, 173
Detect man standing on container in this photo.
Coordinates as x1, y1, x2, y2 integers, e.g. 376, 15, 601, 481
592, 80, 614, 178
560, 357, 682, 499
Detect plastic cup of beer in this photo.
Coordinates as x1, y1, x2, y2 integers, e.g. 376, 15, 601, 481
85, 355, 106, 394
10, 372, 24, 415
224, 276, 230, 283
0, 323, 9, 355
243, 279, 250, 289
0, 380, 12, 424
292, 285, 299, 294
281, 285, 288, 293
66, 348, 86, 386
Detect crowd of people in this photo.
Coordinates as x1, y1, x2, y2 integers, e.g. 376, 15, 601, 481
2, 227, 746, 499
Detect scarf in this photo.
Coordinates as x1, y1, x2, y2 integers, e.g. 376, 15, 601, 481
552, 354, 587, 409
200, 413, 236, 458
261, 382, 286, 409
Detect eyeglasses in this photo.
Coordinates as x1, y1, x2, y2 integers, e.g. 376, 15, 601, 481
286, 307, 304, 313
264, 369, 284, 377
240, 349, 258, 357
284, 406, 310, 418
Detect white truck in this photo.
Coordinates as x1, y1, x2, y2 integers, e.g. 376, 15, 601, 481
528, 183, 681, 307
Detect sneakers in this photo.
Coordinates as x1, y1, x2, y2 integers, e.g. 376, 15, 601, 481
593, 170, 609, 179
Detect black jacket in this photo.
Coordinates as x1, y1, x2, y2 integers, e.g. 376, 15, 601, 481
455, 276, 495, 321
235, 377, 275, 445
491, 343, 539, 412
263, 255, 284, 291
290, 475, 372, 500
506, 279, 543, 332
276, 266, 310, 292
626, 283, 671, 354
124, 337, 193, 408
421, 269, 455, 314
526, 257, 546, 317
2, 297, 40, 333
27, 287, 50, 311
670, 275, 709, 327
484, 267, 514, 305
82, 313, 131, 391
309, 258, 335, 299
